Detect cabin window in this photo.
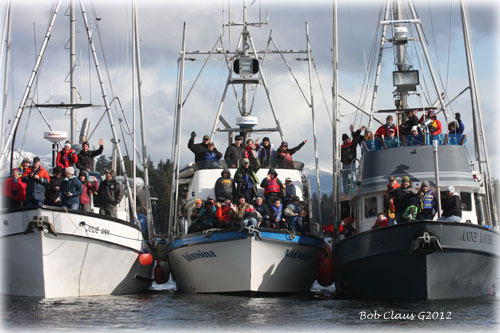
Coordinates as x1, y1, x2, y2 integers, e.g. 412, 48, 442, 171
460, 192, 472, 211
364, 197, 377, 218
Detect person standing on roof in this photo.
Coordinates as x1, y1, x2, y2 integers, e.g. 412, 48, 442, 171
258, 137, 276, 167
400, 109, 420, 136
276, 140, 307, 169
455, 113, 464, 135
76, 139, 104, 184
419, 109, 442, 135
203, 141, 222, 169
188, 132, 210, 163
224, 135, 245, 168
57, 140, 78, 169
375, 115, 398, 138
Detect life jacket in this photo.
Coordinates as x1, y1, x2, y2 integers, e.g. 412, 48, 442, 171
420, 190, 435, 210
205, 151, 218, 161
264, 177, 281, 195
271, 204, 283, 221
402, 205, 419, 221
278, 151, 293, 168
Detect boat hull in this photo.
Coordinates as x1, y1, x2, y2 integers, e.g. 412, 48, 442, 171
1, 207, 152, 298
334, 221, 499, 300
167, 229, 324, 294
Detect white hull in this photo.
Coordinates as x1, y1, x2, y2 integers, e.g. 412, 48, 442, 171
168, 229, 323, 293
1, 207, 152, 297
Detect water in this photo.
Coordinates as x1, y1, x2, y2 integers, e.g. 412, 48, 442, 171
2, 280, 498, 332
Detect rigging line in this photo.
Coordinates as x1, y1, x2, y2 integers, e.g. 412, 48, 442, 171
445, 0, 453, 97
18, 106, 33, 156
270, 37, 310, 106
312, 61, 332, 126
249, 30, 273, 115
356, 4, 384, 127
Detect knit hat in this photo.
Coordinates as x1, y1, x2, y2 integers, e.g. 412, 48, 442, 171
22, 157, 30, 163
447, 185, 455, 193
65, 142, 71, 148
402, 175, 410, 183
421, 181, 430, 187
65, 167, 74, 175
242, 158, 250, 164
281, 141, 288, 147
195, 199, 203, 204
203, 135, 210, 140
411, 125, 418, 132
263, 137, 270, 142
365, 128, 372, 134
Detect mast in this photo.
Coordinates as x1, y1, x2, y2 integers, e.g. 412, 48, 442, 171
1, 0, 12, 152
332, 0, 340, 227
79, 0, 137, 221
133, 1, 154, 240
368, 0, 390, 128
0, 0, 62, 168
168, 22, 187, 241
305, 21, 322, 226
460, 0, 497, 227
70, 0, 77, 144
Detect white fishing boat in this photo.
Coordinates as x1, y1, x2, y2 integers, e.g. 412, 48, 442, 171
165, 1, 327, 294
331, 0, 499, 300
0, 1, 153, 297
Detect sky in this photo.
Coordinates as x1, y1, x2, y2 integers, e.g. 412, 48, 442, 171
0, 0, 498, 180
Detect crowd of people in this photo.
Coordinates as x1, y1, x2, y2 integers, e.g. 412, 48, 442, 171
188, 132, 307, 170
333, 175, 463, 238
2, 139, 125, 219
183, 134, 311, 234
339, 110, 465, 194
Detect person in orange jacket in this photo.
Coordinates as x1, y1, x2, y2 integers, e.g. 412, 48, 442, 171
22, 156, 50, 207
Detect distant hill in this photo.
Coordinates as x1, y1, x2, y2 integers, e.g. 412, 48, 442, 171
1, 150, 52, 175
304, 166, 333, 195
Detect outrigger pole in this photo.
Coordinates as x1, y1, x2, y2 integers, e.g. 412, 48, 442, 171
79, 0, 137, 221
133, 2, 155, 240
0, 0, 62, 168
460, 0, 498, 227
332, 0, 341, 228
168, 22, 187, 242
305, 21, 322, 227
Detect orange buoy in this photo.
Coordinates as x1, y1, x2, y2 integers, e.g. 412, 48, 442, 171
316, 241, 334, 287
154, 259, 170, 284
138, 253, 153, 266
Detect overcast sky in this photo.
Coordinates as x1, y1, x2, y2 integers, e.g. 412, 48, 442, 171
0, 0, 498, 179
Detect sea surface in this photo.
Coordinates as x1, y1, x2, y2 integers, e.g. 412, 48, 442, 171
2, 278, 499, 332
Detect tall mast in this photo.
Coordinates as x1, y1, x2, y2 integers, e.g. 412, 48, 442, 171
332, 0, 340, 226
134, 1, 154, 240
460, 0, 497, 227
1, 0, 12, 152
70, 0, 77, 144
0, 1, 62, 168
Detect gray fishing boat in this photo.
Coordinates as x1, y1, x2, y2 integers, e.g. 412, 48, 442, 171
331, 0, 499, 300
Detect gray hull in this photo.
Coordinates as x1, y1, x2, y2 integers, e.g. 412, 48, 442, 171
334, 221, 499, 300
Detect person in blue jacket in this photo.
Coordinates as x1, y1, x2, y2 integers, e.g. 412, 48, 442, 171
60, 167, 83, 210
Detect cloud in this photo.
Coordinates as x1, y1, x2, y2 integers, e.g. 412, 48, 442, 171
1, 0, 498, 179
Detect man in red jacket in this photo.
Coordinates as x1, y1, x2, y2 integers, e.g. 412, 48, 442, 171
2, 168, 26, 209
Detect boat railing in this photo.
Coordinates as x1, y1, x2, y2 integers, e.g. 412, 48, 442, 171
361, 134, 467, 153
192, 159, 305, 171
